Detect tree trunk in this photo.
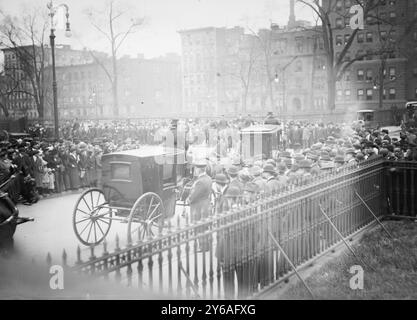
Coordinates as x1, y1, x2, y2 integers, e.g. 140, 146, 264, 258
327, 69, 336, 111
38, 95, 44, 119
112, 54, 119, 117
379, 58, 386, 110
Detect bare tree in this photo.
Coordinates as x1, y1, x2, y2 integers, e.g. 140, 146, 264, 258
248, 27, 276, 112
223, 34, 262, 113
86, 0, 144, 117
0, 9, 50, 119
296, 0, 394, 111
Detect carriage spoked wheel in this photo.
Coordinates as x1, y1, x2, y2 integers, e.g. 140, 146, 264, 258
73, 188, 113, 246
127, 192, 165, 244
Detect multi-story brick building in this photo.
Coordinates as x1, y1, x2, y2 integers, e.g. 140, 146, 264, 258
52, 53, 182, 119
178, 5, 330, 119
0, 44, 106, 119
179, 26, 251, 116
179, 0, 417, 123
326, 0, 417, 123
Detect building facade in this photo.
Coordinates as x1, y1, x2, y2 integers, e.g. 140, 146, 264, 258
52, 53, 182, 119
179, 0, 417, 122
0, 44, 106, 120
326, 0, 417, 122
179, 26, 251, 116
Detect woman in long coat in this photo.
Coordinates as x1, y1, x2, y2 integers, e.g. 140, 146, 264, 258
33, 150, 44, 196
68, 147, 80, 190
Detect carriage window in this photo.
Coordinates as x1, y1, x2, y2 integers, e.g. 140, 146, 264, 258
111, 163, 131, 180
162, 164, 173, 181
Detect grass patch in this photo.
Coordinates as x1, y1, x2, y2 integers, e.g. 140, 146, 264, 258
278, 221, 417, 300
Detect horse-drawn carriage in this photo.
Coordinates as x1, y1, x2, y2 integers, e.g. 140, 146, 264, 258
72, 146, 187, 246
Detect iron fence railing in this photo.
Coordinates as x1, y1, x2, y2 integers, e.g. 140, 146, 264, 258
42, 158, 416, 299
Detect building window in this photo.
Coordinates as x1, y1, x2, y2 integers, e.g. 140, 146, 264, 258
366, 32, 373, 42
366, 69, 373, 81
380, 31, 387, 41
336, 0, 343, 10
336, 35, 343, 46
366, 89, 373, 100
336, 18, 343, 28
357, 69, 364, 81
358, 89, 364, 100
344, 34, 350, 44
345, 17, 350, 27
389, 88, 396, 100
345, 89, 351, 100
389, 30, 397, 42
389, 67, 396, 80
337, 90, 343, 101
389, 12, 397, 23
345, 70, 351, 81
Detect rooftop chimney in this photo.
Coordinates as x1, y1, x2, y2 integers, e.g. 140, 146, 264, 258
288, 0, 296, 29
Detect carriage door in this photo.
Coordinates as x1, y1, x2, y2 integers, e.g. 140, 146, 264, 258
160, 161, 177, 218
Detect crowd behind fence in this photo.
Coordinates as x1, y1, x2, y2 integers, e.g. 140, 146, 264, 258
41, 157, 417, 300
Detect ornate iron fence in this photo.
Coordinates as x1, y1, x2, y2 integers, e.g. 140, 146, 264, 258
46, 158, 416, 299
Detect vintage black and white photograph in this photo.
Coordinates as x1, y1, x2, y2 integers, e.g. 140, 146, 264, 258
0, 0, 416, 302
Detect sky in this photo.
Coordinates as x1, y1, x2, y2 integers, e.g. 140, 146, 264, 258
0, 0, 315, 59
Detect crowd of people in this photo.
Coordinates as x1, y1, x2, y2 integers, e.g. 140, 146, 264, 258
0, 113, 416, 208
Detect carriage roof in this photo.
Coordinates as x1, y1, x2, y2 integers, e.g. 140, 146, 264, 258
103, 146, 185, 159
357, 110, 375, 114
240, 125, 280, 134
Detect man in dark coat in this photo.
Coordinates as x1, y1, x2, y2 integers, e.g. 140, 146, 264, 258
188, 161, 212, 223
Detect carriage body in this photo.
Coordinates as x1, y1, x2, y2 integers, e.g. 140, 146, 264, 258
101, 146, 186, 216
240, 125, 281, 160
73, 146, 187, 246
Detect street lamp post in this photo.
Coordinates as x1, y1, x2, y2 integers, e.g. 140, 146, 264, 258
47, 0, 71, 139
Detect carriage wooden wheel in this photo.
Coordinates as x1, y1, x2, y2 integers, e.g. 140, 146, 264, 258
127, 192, 165, 244
73, 188, 113, 246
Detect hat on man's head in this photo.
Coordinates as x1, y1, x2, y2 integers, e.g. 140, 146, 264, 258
225, 187, 241, 198
284, 158, 293, 167
266, 159, 276, 167
320, 154, 332, 162
307, 153, 319, 161
227, 165, 239, 176
334, 155, 345, 164
244, 182, 260, 194
192, 159, 207, 168
263, 164, 276, 174
379, 148, 389, 156
250, 165, 262, 177
214, 173, 228, 185
345, 148, 356, 155
279, 151, 292, 159
277, 163, 287, 173
293, 154, 305, 162
356, 152, 365, 161
299, 159, 313, 169
238, 171, 251, 182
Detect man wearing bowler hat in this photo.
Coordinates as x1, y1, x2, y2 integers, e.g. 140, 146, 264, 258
188, 159, 213, 223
